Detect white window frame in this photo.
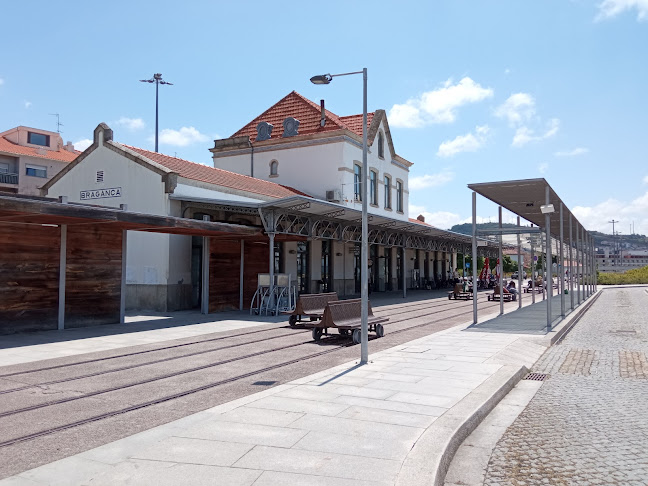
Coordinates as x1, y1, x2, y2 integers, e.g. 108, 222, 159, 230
25, 163, 47, 178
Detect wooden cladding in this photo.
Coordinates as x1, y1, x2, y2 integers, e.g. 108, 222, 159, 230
65, 225, 122, 327
0, 223, 123, 334
0, 225, 61, 332
209, 239, 269, 312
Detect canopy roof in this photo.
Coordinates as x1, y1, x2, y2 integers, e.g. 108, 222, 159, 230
0, 194, 262, 238
467, 178, 590, 239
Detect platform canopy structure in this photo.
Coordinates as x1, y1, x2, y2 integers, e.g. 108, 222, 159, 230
468, 178, 597, 332
0, 194, 261, 334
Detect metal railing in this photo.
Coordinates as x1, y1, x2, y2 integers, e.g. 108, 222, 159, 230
0, 173, 18, 184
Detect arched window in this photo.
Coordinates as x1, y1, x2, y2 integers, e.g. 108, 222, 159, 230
269, 160, 279, 176
378, 132, 385, 158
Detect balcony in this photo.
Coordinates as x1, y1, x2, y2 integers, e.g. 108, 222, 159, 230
0, 173, 18, 185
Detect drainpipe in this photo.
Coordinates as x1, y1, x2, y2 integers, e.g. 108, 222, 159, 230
248, 140, 254, 178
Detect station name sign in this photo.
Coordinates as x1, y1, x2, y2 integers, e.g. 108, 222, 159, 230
80, 187, 122, 200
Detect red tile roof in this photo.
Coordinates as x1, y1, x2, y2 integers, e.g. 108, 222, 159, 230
123, 145, 310, 200
338, 113, 375, 138
0, 136, 79, 163
409, 217, 435, 228
231, 91, 374, 141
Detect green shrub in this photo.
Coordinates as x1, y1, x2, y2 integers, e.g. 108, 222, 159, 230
597, 265, 648, 285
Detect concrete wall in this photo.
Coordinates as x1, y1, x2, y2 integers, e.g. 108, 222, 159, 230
19, 155, 69, 196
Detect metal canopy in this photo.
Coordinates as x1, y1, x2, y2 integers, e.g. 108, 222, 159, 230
467, 178, 586, 237
258, 195, 497, 255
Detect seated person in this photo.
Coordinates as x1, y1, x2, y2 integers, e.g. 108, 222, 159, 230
506, 281, 518, 301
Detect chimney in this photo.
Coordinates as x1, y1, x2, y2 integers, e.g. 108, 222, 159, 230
417, 214, 425, 223
320, 100, 326, 127
65, 141, 75, 152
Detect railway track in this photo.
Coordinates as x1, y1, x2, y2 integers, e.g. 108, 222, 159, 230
0, 296, 504, 452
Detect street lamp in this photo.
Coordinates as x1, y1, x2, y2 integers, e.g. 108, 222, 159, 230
311, 68, 369, 364
139, 73, 173, 153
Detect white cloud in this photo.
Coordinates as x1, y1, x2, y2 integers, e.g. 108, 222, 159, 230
494, 93, 535, 126
158, 126, 210, 147
74, 139, 93, 151
115, 117, 145, 131
409, 169, 455, 190
512, 118, 560, 147
388, 77, 494, 128
572, 191, 648, 235
437, 125, 490, 157
596, 0, 648, 21
538, 162, 549, 174
409, 204, 462, 230
554, 147, 589, 157
24, 101, 32, 109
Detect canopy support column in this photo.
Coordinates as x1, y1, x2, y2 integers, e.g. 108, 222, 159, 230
201, 215, 210, 315
545, 186, 552, 331
559, 202, 565, 318
472, 192, 478, 325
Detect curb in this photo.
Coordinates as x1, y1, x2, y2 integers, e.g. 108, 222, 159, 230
395, 364, 529, 486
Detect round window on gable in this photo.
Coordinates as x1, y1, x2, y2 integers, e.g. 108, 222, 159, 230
269, 160, 279, 176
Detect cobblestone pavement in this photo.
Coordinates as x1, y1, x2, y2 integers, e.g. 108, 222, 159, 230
484, 287, 648, 486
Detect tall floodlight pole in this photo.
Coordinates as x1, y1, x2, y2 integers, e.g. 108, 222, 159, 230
311, 69, 369, 364
608, 219, 619, 267
140, 73, 173, 153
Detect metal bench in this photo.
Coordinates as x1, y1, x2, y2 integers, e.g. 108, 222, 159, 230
306, 299, 389, 344
286, 292, 338, 327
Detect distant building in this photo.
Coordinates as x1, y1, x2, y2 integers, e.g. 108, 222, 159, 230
0, 126, 79, 195
597, 248, 648, 273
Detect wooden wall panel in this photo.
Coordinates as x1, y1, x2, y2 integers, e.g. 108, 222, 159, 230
0, 225, 60, 333
243, 241, 269, 307
209, 240, 241, 312
64, 225, 122, 327
208, 239, 269, 312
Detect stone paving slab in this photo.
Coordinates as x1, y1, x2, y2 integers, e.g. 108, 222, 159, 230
0, 314, 549, 486
481, 287, 648, 486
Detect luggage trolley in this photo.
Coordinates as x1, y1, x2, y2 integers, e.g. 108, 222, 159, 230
250, 273, 271, 315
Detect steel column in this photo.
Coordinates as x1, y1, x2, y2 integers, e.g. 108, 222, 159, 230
576, 226, 583, 305
201, 215, 210, 315
58, 224, 67, 330
472, 192, 478, 324
517, 216, 522, 309
498, 206, 503, 315
402, 247, 407, 299
239, 240, 245, 311
531, 242, 536, 304
268, 232, 275, 313
360, 68, 369, 364
558, 202, 565, 319
569, 213, 574, 311
120, 229, 127, 324
545, 186, 552, 331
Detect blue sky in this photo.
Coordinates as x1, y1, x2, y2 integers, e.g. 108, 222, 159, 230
2, 1, 647, 234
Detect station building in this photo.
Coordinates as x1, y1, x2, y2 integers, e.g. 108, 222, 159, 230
42, 92, 495, 315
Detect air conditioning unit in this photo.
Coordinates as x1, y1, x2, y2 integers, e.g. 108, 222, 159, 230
326, 189, 342, 203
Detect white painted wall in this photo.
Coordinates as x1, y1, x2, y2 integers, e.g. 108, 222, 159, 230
45, 142, 172, 287
212, 120, 411, 221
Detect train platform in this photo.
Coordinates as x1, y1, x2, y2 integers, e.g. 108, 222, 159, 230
0, 293, 599, 486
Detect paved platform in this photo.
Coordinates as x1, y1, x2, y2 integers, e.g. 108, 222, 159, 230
481, 286, 648, 485
468, 289, 592, 335
0, 312, 549, 486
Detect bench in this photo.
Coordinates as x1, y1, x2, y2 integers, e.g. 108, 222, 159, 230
448, 291, 473, 300
286, 292, 338, 327
448, 283, 473, 300
306, 299, 389, 344
487, 286, 515, 302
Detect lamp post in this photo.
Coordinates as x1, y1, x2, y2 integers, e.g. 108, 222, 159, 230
139, 73, 173, 153
311, 69, 369, 364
